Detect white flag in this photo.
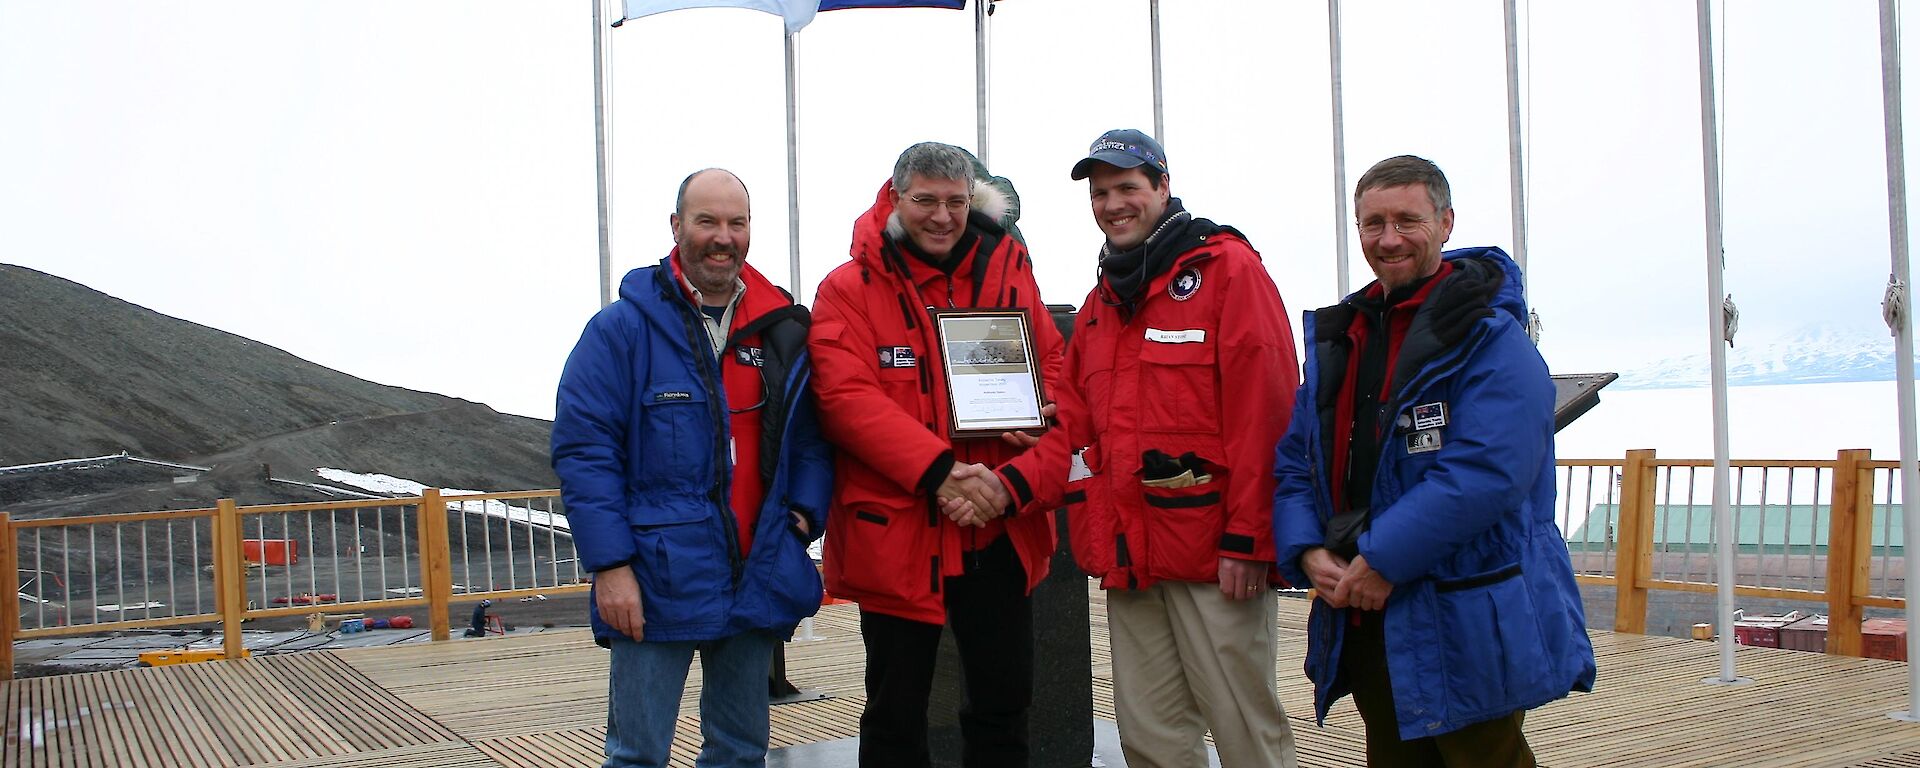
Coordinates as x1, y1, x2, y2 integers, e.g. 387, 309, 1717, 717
620, 0, 821, 34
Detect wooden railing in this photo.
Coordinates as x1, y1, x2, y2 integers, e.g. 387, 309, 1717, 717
0, 489, 583, 680
1557, 449, 1908, 657
3, 451, 1910, 679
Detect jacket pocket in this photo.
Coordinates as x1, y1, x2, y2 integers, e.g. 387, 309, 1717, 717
877, 366, 926, 422
630, 509, 725, 627
1063, 474, 1108, 578
742, 507, 824, 628
1138, 341, 1220, 433
639, 383, 710, 484
827, 503, 930, 600
1140, 482, 1226, 582
1430, 563, 1540, 717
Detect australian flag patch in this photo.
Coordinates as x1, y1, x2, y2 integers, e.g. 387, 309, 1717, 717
878, 346, 917, 369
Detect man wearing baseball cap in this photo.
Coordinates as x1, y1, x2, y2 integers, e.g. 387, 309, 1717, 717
958, 129, 1301, 766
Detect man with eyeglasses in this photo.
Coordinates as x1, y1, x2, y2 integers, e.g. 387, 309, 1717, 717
808, 141, 1066, 767
971, 128, 1301, 767
553, 168, 834, 768
1271, 155, 1595, 766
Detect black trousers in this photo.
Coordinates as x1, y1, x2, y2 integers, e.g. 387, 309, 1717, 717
858, 535, 1032, 768
1342, 610, 1535, 768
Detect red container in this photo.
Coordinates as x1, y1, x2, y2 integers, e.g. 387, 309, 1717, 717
242, 538, 299, 566
1861, 618, 1908, 662
1778, 615, 1829, 653
1732, 612, 1803, 648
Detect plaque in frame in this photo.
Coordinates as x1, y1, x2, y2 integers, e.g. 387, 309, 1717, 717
930, 308, 1049, 439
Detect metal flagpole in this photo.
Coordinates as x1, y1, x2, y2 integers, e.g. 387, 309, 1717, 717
1877, 0, 1920, 725
592, 0, 615, 307
785, 31, 803, 300
1328, 0, 1349, 298
1150, 0, 1164, 142
1503, 0, 1528, 289
1695, 0, 1747, 687
974, 0, 990, 165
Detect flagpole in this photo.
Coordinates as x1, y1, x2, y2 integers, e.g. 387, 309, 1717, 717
784, 30, 804, 300
1503, 0, 1528, 291
1695, 0, 1746, 688
592, 0, 615, 307
974, 0, 990, 164
1876, 0, 1920, 725
1150, 0, 1164, 142
1328, 0, 1349, 299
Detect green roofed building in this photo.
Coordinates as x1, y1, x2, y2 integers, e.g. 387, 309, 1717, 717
1565, 504, 1907, 555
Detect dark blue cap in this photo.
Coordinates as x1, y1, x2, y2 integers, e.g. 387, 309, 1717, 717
1070, 128, 1169, 180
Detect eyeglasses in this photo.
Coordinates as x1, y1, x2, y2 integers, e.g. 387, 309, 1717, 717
903, 195, 970, 214
1356, 217, 1431, 237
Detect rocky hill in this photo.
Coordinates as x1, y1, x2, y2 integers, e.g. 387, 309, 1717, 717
0, 263, 556, 517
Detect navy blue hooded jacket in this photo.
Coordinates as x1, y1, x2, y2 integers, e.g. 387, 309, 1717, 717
552, 256, 833, 644
1273, 247, 1596, 739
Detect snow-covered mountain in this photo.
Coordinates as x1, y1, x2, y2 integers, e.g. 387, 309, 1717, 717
1616, 325, 1907, 390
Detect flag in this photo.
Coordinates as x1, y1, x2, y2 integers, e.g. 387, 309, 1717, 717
818, 1, 966, 10
620, 0, 822, 35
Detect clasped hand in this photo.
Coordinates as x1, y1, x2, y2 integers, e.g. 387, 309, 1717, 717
936, 463, 1009, 528
1302, 548, 1394, 611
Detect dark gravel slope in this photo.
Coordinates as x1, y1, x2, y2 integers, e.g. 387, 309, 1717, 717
0, 263, 557, 509
0, 264, 485, 464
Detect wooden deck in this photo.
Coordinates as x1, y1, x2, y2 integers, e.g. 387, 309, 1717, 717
5, 587, 1917, 767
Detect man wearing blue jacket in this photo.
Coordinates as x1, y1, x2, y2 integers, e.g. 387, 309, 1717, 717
1272, 156, 1594, 767
553, 168, 833, 768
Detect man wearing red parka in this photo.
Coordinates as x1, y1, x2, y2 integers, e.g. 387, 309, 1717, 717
983, 130, 1301, 767
809, 142, 1066, 768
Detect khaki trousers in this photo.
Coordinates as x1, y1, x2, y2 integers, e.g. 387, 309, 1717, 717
1107, 581, 1297, 768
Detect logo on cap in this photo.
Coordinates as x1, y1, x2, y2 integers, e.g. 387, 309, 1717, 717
1089, 138, 1163, 171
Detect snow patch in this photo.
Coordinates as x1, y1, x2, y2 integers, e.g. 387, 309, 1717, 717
314, 468, 569, 531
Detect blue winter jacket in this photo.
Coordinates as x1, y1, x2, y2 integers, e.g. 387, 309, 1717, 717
552, 257, 834, 645
1272, 247, 1596, 740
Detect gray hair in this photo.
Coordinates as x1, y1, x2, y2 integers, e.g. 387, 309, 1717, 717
1354, 155, 1451, 214
675, 168, 749, 216
891, 142, 974, 193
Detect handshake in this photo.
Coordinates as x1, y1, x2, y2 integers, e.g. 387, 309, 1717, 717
936, 463, 1011, 528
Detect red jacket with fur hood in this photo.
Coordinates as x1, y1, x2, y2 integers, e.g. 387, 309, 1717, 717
809, 179, 1066, 624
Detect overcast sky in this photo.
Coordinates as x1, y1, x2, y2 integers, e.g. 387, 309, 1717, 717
2, 1, 1912, 424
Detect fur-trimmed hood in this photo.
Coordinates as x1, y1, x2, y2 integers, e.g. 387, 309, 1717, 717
849, 177, 1015, 271
879, 178, 1014, 243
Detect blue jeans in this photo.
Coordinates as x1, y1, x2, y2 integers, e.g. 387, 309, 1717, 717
605, 629, 778, 768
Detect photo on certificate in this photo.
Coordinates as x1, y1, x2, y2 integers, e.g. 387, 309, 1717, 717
931, 308, 1048, 439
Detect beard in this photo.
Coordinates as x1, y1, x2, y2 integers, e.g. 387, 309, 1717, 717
679, 242, 744, 298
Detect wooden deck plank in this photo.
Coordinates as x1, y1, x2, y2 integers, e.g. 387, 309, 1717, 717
6, 585, 1918, 766
248, 741, 498, 768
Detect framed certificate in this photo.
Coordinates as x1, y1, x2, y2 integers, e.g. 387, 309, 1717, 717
930, 308, 1049, 439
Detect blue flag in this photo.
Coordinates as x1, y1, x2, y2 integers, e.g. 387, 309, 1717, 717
819, 1, 967, 10
620, 0, 822, 34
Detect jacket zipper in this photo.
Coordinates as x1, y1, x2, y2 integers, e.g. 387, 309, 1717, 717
675, 288, 746, 588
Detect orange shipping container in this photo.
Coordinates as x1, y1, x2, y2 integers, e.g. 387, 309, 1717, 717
1861, 618, 1907, 662
242, 538, 299, 566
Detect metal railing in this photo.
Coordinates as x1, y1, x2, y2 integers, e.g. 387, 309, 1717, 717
0, 489, 583, 679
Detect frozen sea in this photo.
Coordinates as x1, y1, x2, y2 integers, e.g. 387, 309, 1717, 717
1555, 380, 1915, 461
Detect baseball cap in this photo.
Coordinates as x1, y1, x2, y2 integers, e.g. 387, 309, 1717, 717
1070, 129, 1169, 180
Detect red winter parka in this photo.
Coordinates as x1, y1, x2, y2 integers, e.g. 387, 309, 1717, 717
996, 217, 1298, 591
810, 180, 1066, 625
